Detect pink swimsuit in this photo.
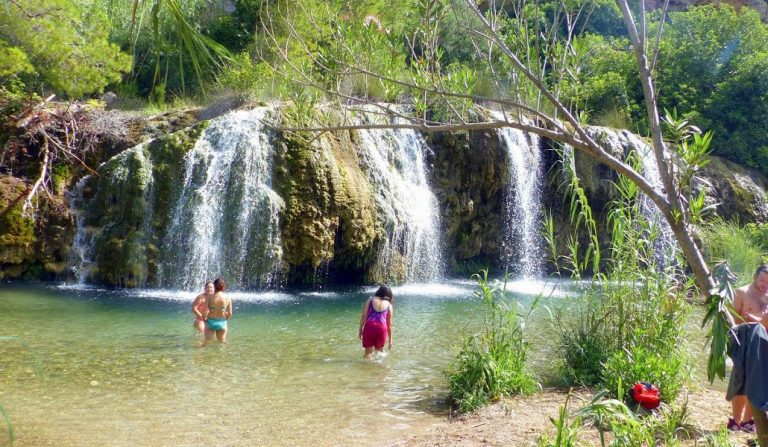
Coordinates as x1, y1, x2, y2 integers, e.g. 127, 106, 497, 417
362, 300, 389, 349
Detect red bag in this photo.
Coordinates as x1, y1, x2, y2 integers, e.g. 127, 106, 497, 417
633, 382, 660, 410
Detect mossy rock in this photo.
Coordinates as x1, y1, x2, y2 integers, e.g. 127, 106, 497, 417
273, 107, 379, 285
84, 121, 208, 286
0, 176, 36, 278
425, 129, 509, 273
0, 175, 75, 279
699, 156, 768, 223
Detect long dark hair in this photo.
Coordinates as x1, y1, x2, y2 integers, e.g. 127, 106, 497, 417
213, 277, 227, 292
374, 285, 393, 303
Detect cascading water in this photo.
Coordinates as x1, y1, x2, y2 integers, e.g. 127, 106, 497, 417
356, 118, 444, 282
158, 108, 283, 290
493, 112, 545, 278
623, 131, 679, 265
67, 175, 97, 284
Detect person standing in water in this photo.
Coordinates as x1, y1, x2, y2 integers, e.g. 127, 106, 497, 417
358, 285, 393, 359
192, 281, 214, 333
204, 278, 233, 344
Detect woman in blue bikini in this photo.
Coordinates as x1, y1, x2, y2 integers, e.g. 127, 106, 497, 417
204, 278, 232, 344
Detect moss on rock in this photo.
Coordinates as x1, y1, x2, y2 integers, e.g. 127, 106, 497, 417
425, 129, 509, 275
0, 175, 75, 279
85, 121, 208, 286
273, 108, 379, 285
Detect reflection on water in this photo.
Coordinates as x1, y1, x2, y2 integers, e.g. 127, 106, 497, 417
0, 279, 570, 446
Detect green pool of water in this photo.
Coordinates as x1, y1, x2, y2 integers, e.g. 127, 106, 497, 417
0, 279, 566, 446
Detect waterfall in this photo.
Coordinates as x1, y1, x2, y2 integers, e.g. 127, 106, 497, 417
356, 120, 444, 282
158, 108, 283, 290
623, 131, 679, 265
67, 175, 97, 284
494, 112, 545, 278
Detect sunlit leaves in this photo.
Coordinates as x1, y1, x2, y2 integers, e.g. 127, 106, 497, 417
0, 0, 132, 97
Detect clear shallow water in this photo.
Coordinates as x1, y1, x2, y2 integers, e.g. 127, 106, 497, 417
0, 279, 566, 446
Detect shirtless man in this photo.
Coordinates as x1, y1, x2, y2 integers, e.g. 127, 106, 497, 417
727, 264, 768, 433
192, 281, 214, 333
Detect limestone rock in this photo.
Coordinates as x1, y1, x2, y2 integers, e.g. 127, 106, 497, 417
696, 156, 768, 223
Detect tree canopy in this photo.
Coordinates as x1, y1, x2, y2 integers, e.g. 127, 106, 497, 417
0, 0, 132, 98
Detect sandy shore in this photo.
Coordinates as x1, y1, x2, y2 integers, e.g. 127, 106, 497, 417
398, 386, 754, 446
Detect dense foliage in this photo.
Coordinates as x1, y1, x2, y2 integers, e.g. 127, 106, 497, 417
0, 0, 132, 99
3, 0, 768, 175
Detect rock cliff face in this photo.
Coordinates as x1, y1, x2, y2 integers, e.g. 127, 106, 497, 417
425, 130, 510, 275
3, 105, 768, 287
696, 156, 768, 222
273, 128, 379, 284
0, 176, 75, 279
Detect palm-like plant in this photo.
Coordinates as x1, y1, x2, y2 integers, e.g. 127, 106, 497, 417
127, 0, 231, 97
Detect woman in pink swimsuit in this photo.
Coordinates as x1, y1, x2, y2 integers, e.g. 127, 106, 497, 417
192, 281, 214, 332
358, 285, 394, 359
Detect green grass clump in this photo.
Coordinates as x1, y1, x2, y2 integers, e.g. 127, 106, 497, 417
700, 220, 766, 284
446, 271, 538, 413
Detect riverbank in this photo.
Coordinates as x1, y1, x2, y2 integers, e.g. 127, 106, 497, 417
399, 386, 751, 446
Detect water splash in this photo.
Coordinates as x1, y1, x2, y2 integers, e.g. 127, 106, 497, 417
158, 108, 284, 290
355, 114, 444, 282
493, 112, 545, 278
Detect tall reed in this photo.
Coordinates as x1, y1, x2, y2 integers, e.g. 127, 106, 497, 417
446, 271, 537, 412
548, 147, 691, 402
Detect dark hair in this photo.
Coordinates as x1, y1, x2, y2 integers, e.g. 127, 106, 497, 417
204, 281, 214, 288
374, 285, 393, 303
756, 264, 768, 277
213, 278, 227, 292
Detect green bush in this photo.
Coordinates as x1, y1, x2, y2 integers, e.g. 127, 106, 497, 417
655, 5, 768, 175
0, 0, 132, 98
701, 221, 766, 285
446, 271, 537, 413
745, 223, 768, 253
704, 52, 768, 175
602, 344, 686, 404
553, 295, 618, 386
577, 393, 696, 447
551, 151, 691, 399
215, 52, 274, 96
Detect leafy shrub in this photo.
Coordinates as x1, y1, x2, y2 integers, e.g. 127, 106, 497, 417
446, 271, 537, 412
551, 148, 691, 399
535, 393, 583, 447
553, 295, 618, 386
703, 52, 768, 175
0, 0, 132, 97
597, 277, 691, 404
577, 392, 696, 447
655, 5, 768, 175
701, 220, 766, 285
215, 52, 274, 96
602, 344, 686, 404
745, 223, 768, 253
